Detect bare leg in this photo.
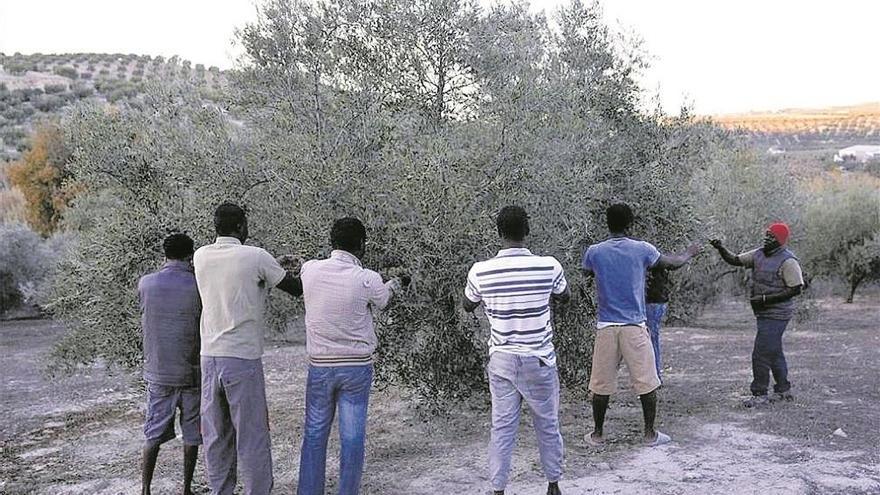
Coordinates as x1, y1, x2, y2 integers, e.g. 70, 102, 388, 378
142, 442, 161, 495
183, 444, 198, 495
591, 394, 610, 441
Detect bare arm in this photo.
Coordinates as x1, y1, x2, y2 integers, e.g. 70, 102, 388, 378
709, 240, 744, 267
655, 243, 702, 270
551, 285, 571, 305
275, 272, 303, 297
462, 296, 480, 313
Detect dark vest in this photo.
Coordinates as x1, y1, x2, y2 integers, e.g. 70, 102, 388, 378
750, 248, 797, 320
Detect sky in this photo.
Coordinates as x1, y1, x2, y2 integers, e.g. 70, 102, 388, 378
1, 0, 878, 115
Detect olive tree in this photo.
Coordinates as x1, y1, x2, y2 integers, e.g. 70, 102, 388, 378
230, 0, 717, 403
800, 173, 880, 302
50, 0, 731, 409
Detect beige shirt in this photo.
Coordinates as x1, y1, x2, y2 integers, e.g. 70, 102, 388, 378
738, 249, 804, 287
194, 237, 287, 359
300, 250, 395, 366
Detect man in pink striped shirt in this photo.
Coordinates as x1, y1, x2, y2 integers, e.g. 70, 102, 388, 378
296, 217, 407, 495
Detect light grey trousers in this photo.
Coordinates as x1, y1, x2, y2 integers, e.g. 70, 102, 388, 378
488, 352, 563, 491
201, 356, 273, 495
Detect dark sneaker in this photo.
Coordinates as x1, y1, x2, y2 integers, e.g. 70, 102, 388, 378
743, 395, 770, 408
771, 391, 794, 402
547, 482, 562, 495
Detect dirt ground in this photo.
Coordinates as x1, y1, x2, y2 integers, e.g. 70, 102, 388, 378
1, 294, 878, 494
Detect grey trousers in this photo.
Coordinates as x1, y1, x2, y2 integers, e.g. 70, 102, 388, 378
488, 352, 563, 491
201, 356, 273, 495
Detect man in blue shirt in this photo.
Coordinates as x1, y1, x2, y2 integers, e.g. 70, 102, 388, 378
138, 233, 202, 495
581, 204, 700, 447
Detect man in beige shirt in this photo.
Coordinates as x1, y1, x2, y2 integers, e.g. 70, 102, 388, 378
296, 217, 405, 495
194, 202, 302, 495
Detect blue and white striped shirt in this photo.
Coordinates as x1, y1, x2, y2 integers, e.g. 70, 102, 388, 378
465, 248, 568, 366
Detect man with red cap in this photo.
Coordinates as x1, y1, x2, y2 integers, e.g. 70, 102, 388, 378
710, 223, 804, 407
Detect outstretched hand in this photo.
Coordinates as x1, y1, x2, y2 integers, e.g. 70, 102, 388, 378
685, 242, 703, 257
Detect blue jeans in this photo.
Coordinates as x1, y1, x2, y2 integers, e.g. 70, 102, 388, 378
751, 318, 791, 396
297, 364, 373, 495
646, 303, 667, 381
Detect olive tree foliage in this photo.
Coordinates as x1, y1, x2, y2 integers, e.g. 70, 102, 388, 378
0, 223, 71, 312
46, 81, 262, 373
683, 139, 805, 306
47, 1, 728, 407
800, 173, 880, 303
230, 0, 717, 404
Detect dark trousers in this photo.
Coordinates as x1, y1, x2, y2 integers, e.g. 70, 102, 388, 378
750, 318, 791, 396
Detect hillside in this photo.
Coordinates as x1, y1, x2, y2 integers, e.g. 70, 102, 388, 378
0, 53, 227, 161
709, 103, 880, 152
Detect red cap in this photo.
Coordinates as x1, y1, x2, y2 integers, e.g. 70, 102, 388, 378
768, 222, 790, 245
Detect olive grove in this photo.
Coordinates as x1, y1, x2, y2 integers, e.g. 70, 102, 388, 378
44, 0, 804, 406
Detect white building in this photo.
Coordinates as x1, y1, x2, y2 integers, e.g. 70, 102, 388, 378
833, 145, 880, 163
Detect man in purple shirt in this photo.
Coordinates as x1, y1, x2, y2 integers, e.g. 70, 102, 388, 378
138, 233, 202, 495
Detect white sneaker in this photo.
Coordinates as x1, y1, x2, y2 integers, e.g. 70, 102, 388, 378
645, 431, 671, 446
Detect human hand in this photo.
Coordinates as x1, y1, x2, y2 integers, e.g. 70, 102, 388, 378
709, 239, 724, 250
277, 254, 304, 274
385, 267, 411, 289
686, 243, 703, 257
749, 295, 765, 311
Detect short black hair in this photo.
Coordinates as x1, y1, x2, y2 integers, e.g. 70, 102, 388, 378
497, 205, 530, 241
606, 203, 634, 232
331, 217, 367, 252
163, 233, 194, 260
214, 202, 246, 236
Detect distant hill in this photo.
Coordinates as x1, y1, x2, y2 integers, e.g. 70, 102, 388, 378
708, 103, 880, 152
0, 52, 227, 161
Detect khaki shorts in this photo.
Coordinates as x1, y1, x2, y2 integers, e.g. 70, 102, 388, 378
588, 325, 661, 396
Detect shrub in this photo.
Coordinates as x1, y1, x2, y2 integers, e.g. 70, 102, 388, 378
33, 94, 66, 112
53, 66, 79, 79
3, 106, 26, 121
800, 173, 880, 302
0, 166, 27, 225
72, 85, 94, 98
44, 84, 67, 94
5, 61, 34, 74
20, 87, 44, 101
6, 123, 78, 235
0, 223, 63, 312
0, 126, 27, 146
19, 102, 36, 117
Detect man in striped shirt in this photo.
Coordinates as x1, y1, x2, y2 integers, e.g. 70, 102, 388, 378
464, 206, 570, 495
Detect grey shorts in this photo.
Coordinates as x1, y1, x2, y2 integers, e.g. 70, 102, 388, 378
144, 383, 202, 446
